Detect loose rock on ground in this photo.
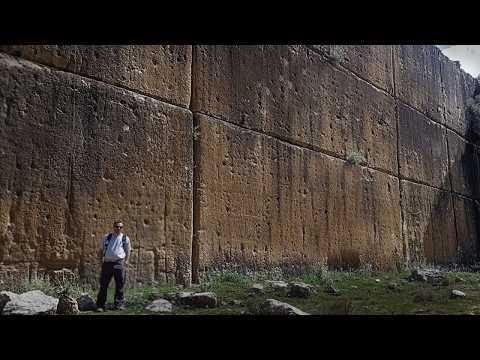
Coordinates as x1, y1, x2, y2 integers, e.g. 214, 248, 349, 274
1, 290, 58, 315
258, 299, 309, 315
145, 299, 173, 313
287, 282, 315, 298
76, 293, 97, 311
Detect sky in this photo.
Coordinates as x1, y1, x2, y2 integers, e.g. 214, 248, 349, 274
436, 45, 480, 77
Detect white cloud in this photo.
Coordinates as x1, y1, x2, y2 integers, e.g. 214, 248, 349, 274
439, 45, 480, 77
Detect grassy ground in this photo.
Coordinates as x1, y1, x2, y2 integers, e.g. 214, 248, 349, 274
75, 269, 480, 315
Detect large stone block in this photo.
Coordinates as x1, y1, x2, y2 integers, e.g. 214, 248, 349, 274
398, 102, 450, 189
453, 195, 479, 264
401, 181, 457, 265
194, 114, 403, 277
0, 45, 192, 108
193, 45, 398, 174
309, 45, 394, 94
394, 45, 444, 123
441, 54, 478, 138
447, 130, 480, 199
0, 53, 193, 284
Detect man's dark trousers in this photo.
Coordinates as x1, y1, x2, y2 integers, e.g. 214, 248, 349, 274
96, 260, 125, 308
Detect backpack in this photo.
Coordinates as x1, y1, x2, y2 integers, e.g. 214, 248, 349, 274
103, 233, 128, 257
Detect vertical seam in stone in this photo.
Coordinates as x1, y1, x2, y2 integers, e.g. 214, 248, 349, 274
190, 46, 200, 283
391, 48, 408, 268
440, 58, 459, 263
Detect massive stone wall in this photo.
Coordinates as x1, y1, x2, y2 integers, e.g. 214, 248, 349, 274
0, 45, 478, 286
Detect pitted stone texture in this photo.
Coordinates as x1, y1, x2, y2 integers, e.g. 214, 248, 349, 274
398, 102, 449, 189
309, 45, 394, 94
2, 290, 58, 315
401, 181, 457, 265
194, 114, 403, 276
0, 53, 193, 285
193, 45, 398, 174
441, 54, 478, 138
394, 45, 444, 124
453, 196, 480, 264
447, 130, 480, 199
0, 45, 192, 108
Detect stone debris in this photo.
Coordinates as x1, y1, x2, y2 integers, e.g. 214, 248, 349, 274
0, 291, 17, 313
1, 290, 58, 315
409, 269, 448, 286
176, 292, 217, 308
264, 280, 289, 294
57, 293, 80, 315
387, 282, 399, 291
228, 299, 243, 306
287, 282, 315, 298
76, 293, 97, 312
375, 279, 381, 283
325, 284, 340, 296
249, 283, 265, 295
145, 299, 173, 313
451, 290, 466, 299
258, 299, 309, 315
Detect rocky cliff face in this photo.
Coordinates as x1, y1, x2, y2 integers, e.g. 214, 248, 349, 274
0, 45, 478, 286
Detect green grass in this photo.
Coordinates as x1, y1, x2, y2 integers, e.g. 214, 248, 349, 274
5, 269, 480, 315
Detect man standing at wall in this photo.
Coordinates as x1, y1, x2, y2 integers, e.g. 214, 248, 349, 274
96, 221, 132, 312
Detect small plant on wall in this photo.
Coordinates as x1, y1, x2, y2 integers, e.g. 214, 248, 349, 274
346, 151, 367, 166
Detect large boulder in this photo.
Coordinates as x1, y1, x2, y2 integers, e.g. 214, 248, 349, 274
145, 299, 173, 313
258, 299, 309, 315
57, 293, 80, 315
2, 290, 58, 315
76, 293, 97, 312
0, 291, 17, 314
287, 282, 315, 298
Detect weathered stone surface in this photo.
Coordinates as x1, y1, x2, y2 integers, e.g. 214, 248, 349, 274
409, 268, 448, 286
0, 53, 193, 285
194, 114, 403, 277
309, 45, 394, 94
441, 53, 478, 137
258, 298, 309, 315
401, 181, 457, 265
47, 268, 77, 285
393, 45, 444, 123
193, 45, 398, 174
0, 290, 16, 313
398, 102, 450, 189
176, 292, 217, 308
451, 289, 466, 298
287, 282, 314, 298
76, 293, 96, 311
0, 45, 192, 108
453, 195, 480, 264
249, 283, 265, 295
264, 280, 289, 295
2, 290, 58, 315
56, 293, 79, 315
145, 298, 173, 313
447, 130, 480, 199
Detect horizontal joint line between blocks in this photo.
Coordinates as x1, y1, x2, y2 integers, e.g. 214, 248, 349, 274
194, 111, 398, 179
0, 51, 191, 113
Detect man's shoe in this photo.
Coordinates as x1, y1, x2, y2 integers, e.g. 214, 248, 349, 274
114, 304, 126, 311
95, 307, 104, 313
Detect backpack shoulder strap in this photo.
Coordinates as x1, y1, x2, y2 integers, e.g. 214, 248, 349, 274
104, 233, 113, 256
122, 234, 127, 249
